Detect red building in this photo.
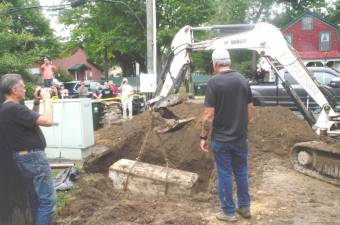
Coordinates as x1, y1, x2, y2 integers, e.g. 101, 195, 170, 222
30, 48, 103, 81
282, 12, 340, 71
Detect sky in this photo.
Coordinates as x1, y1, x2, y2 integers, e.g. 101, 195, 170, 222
38, 0, 71, 40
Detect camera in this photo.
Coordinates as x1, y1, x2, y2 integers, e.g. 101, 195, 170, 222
37, 88, 45, 97
37, 88, 51, 97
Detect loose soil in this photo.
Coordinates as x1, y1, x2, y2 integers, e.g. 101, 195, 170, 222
56, 103, 340, 225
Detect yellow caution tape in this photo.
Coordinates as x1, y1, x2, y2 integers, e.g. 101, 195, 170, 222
193, 96, 205, 100
48, 94, 145, 103
92, 94, 145, 103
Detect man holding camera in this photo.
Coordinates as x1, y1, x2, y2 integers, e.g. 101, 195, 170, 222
40, 57, 56, 88
0, 74, 56, 225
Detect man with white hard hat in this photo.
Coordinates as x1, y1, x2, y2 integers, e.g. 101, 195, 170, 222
120, 78, 134, 120
199, 48, 253, 222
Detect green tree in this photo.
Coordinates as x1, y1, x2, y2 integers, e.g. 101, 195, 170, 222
208, 0, 329, 75
270, 0, 328, 26
60, 0, 145, 78
327, 1, 340, 24
0, 0, 61, 98
59, 0, 214, 77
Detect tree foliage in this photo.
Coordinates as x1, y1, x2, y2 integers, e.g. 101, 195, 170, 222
1, 0, 336, 81
327, 1, 340, 24
271, 0, 328, 27
0, 0, 61, 98
59, 0, 214, 76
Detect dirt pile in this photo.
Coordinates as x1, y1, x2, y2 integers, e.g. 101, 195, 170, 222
86, 102, 213, 190
56, 174, 208, 225
84, 103, 321, 190
248, 106, 318, 156
89, 103, 320, 166
57, 103, 340, 225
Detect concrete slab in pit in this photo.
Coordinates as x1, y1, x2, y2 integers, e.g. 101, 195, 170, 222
109, 159, 199, 196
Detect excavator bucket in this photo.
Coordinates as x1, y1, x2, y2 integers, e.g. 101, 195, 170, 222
150, 94, 196, 133
154, 116, 196, 134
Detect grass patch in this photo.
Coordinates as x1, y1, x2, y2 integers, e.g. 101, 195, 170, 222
82, 174, 97, 184
52, 167, 81, 212
56, 190, 74, 209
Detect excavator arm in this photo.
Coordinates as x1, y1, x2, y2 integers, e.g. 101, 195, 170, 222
149, 22, 340, 185
150, 22, 340, 137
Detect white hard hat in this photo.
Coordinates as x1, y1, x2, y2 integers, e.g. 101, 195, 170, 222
212, 48, 231, 64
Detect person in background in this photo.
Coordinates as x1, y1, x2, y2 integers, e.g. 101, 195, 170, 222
59, 84, 69, 99
91, 82, 102, 99
0, 73, 56, 225
77, 81, 88, 98
49, 84, 58, 99
99, 82, 113, 99
200, 49, 253, 222
120, 78, 134, 120
40, 58, 56, 88
108, 80, 119, 97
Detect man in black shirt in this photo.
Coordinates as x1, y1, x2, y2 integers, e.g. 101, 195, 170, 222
200, 49, 253, 222
0, 74, 56, 225
100, 82, 114, 99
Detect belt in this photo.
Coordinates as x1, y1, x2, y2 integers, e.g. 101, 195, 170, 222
16, 148, 43, 153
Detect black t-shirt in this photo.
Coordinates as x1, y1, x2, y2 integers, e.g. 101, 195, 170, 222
204, 71, 253, 143
101, 88, 113, 99
0, 102, 46, 152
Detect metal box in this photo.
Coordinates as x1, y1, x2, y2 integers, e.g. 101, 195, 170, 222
25, 98, 94, 160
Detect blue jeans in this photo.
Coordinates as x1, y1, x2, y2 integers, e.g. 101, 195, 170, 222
43, 79, 53, 87
211, 138, 250, 215
14, 150, 56, 225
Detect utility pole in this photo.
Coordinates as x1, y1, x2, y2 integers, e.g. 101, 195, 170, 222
152, 0, 157, 78
146, 0, 153, 75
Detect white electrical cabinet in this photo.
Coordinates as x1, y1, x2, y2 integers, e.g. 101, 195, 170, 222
25, 98, 94, 160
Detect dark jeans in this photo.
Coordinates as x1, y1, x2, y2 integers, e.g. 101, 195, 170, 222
43, 79, 53, 87
211, 138, 251, 215
13, 150, 56, 225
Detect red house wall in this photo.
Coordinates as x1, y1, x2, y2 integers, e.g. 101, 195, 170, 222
53, 48, 103, 80
282, 16, 340, 59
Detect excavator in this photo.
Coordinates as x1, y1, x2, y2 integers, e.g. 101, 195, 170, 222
148, 22, 340, 186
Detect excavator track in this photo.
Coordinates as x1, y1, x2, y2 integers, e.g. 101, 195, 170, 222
290, 141, 340, 186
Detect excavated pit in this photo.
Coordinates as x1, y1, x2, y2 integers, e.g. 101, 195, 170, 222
57, 103, 340, 225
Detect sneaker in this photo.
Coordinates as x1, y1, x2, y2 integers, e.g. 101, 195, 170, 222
237, 206, 251, 219
216, 212, 237, 222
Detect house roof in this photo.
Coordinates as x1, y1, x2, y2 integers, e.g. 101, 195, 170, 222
281, 11, 340, 32
68, 64, 90, 72
65, 47, 103, 72
87, 59, 104, 72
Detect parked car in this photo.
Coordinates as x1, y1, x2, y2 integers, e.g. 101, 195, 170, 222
250, 67, 340, 111
53, 77, 63, 87
63, 80, 101, 98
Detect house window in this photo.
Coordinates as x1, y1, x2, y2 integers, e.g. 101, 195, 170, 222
301, 16, 313, 30
285, 33, 293, 45
320, 32, 331, 51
